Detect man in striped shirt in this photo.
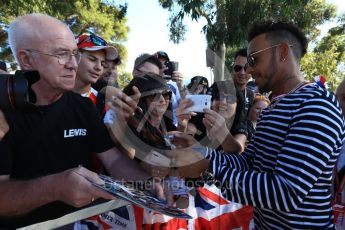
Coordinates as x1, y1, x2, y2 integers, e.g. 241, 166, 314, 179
189, 21, 345, 229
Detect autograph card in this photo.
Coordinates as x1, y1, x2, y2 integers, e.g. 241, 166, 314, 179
93, 174, 192, 219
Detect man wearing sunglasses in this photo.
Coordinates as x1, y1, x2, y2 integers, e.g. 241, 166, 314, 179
232, 48, 254, 116
177, 21, 345, 229
0, 13, 150, 229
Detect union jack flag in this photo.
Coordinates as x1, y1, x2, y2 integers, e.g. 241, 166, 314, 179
75, 185, 253, 230
140, 184, 253, 230
188, 185, 253, 230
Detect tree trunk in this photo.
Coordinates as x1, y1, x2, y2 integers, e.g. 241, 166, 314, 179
213, 42, 226, 82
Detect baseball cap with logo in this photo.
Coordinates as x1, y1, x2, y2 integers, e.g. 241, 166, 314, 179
188, 76, 209, 89
76, 34, 118, 61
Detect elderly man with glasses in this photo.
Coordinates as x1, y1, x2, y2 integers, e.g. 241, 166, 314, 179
0, 13, 150, 229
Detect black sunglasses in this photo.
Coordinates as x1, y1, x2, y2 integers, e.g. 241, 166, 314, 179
233, 65, 247, 72
247, 43, 293, 67
147, 90, 172, 101
213, 95, 236, 104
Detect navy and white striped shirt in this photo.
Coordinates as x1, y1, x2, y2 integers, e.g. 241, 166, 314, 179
207, 83, 345, 229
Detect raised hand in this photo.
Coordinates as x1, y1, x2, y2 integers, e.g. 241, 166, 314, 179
176, 99, 196, 132
203, 108, 230, 143
106, 86, 141, 120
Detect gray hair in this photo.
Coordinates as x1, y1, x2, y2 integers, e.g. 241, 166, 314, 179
8, 13, 70, 63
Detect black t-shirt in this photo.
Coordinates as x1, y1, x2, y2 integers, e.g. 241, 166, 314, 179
0, 91, 115, 228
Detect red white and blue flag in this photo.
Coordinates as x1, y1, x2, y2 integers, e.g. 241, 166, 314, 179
75, 205, 141, 230
140, 184, 253, 230
188, 185, 253, 230
75, 185, 253, 230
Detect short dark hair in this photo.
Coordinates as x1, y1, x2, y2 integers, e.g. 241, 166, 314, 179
234, 48, 247, 59
207, 80, 236, 100
247, 21, 308, 60
123, 73, 169, 97
134, 53, 162, 70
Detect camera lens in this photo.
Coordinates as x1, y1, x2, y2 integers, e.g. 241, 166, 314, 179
0, 73, 15, 109
0, 70, 39, 110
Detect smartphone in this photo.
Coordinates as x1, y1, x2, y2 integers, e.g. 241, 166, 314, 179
185, 95, 211, 113
164, 61, 179, 76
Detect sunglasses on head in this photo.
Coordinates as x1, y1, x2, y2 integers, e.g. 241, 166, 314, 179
147, 90, 172, 101
77, 34, 108, 46
233, 65, 248, 73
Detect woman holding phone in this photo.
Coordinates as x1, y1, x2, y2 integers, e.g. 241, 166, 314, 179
180, 80, 247, 153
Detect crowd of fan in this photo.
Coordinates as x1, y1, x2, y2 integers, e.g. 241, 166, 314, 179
0, 13, 345, 230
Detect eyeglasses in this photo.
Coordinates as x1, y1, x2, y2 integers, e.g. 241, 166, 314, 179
147, 90, 172, 101
233, 65, 247, 73
26, 49, 81, 65
215, 95, 236, 104
247, 43, 293, 67
77, 34, 107, 46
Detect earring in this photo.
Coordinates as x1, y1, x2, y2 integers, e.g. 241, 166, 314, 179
281, 57, 286, 62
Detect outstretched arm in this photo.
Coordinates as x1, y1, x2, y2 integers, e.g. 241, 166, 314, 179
210, 96, 345, 212
98, 147, 151, 181
0, 167, 114, 217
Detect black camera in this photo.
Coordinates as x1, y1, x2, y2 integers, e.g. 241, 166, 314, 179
163, 61, 179, 77
0, 70, 40, 110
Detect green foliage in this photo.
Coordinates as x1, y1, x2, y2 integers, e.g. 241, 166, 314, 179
159, 0, 344, 86
301, 13, 345, 91
301, 46, 344, 91
0, 0, 129, 69
159, 0, 336, 47
117, 71, 132, 89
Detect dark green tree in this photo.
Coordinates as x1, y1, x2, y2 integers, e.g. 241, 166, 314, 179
301, 12, 345, 91
0, 0, 129, 72
159, 0, 337, 81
